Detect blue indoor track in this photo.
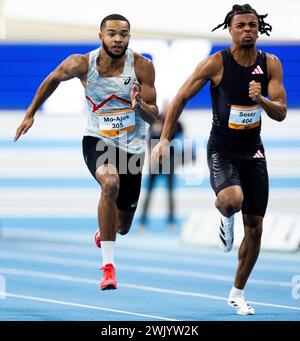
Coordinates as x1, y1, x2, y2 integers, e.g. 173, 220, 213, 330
1, 218, 300, 321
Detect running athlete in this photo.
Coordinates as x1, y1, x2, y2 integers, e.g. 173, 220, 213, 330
152, 4, 287, 315
14, 14, 158, 290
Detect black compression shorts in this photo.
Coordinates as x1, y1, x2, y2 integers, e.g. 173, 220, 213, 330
207, 143, 269, 217
82, 136, 145, 212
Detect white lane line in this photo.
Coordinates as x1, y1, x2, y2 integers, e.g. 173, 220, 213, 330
120, 265, 295, 288
12, 242, 300, 273
0, 251, 295, 288
1, 267, 300, 312
122, 284, 300, 312
0, 291, 178, 321
4, 228, 300, 263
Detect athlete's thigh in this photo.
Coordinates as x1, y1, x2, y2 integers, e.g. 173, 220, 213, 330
207, 150, 241, 195
240, 157, 269, 217
116, 150, 145, 211
116, 173, 142, 234
82, 136, 118, 181
117, 172, 142, 211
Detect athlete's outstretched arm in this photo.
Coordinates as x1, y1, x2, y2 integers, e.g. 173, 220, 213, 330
151, 54, 220, 162
161, 54, 222, 141
132, 55, 158, 125
14, 54, 87, 141
249, 54, 287, 122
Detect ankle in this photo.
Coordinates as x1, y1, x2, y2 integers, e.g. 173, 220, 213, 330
230, 286, 244, 297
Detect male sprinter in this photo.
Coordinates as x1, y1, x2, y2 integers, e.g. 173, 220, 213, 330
14, 14, 158, 290
152, 4, 286, 314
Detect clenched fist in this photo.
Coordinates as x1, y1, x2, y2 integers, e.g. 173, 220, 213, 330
130, 82, 142, 109
249, 80, 262, 103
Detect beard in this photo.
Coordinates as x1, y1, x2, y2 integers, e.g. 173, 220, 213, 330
241, 42, 255, 49
102, 42, 128, 59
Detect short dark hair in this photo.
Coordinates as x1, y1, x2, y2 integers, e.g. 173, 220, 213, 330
100, 14, 130, 30
212, 4, 272, 36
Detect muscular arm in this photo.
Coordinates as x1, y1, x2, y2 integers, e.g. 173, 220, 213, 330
161, 53, 221, 140
14, 54, 87, 141
27, 54, 87, 117
251, 54, 287, 122
134, 55, 159, 125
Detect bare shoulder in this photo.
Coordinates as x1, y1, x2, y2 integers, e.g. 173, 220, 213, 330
266, 53, 281, 62
266, 53, 283, 78
203, 51, 222, 69
193, 51, 223, 79
62, 53, 89, 77
134, 52, 154, 70
209, 51, 223, 64
266, 53, 283, 69
133, 52, 155, 83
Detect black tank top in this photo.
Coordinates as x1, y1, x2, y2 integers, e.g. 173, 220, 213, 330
209, 48, 269, 151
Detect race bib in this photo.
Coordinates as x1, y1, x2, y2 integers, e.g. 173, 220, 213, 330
98, 108, 136, 137
228, 104, 263, 130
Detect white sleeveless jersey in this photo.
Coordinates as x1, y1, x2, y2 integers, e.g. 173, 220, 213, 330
84, 48, 146, 154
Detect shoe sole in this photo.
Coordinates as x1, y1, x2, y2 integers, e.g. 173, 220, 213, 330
228, 301, 255, 315
236, 311, 255, 315
101, 284, 117, 290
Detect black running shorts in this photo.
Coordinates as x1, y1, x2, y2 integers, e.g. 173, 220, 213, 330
207, 143, 269, 217
82, 136, 145, 212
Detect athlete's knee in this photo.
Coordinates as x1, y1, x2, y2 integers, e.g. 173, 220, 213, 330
216, 193, 243, 214
227, 200, 242, 213
244, 216, 263, 240
246, 227, 262, 243
100, 176, 120, 198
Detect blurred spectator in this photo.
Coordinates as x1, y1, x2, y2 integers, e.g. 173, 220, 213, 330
139, 100, 184, 231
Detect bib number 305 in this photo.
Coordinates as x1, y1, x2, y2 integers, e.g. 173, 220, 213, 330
98, 109, 136, 137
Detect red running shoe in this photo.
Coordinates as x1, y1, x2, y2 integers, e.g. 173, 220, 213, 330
100, 263, 117, 290
94, 229, 101, 248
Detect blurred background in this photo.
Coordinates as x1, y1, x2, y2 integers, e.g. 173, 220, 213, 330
0, 0, 299, 251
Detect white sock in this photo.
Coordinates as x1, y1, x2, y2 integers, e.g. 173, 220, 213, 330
230, 286, 244, 298
101, 241, 115, 267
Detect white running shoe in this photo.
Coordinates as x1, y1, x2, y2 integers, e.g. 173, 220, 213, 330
228, 295, 255, 315
219, 215, 234, 252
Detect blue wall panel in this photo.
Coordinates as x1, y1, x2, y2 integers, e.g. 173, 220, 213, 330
0, 44, 98, 109
0, 43, 299, 110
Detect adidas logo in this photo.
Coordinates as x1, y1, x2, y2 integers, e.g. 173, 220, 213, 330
253, 149, 264, 158
252, 65, 264, 74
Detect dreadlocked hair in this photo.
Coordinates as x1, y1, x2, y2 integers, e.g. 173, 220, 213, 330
211, 4, 272, 36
